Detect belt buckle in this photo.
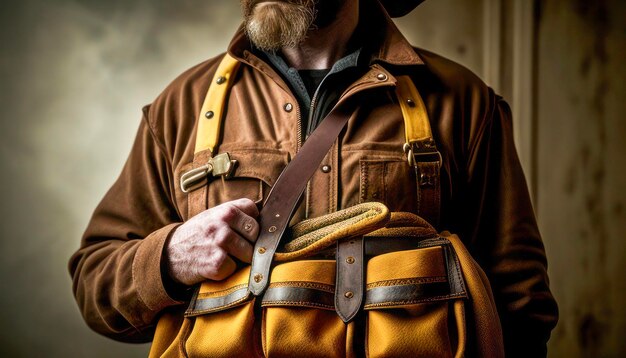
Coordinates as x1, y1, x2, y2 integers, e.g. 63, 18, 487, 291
403, 140, 442, 168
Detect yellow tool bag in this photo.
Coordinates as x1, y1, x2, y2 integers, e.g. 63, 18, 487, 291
150, 54, 504, 357
150, 202, 503, 357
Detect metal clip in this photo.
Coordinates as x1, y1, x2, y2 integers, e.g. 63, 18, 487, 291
180, 153, 238, 193
211, 152, 238, 178
403, 140, 442, 168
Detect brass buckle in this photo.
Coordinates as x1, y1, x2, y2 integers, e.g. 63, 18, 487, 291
180, 152, 237, 193
403, 140, 442, 168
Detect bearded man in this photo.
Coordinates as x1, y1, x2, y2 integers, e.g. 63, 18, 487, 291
69, 0, 558, 356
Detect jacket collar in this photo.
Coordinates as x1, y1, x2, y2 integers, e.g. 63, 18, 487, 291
227, 0, 423, 69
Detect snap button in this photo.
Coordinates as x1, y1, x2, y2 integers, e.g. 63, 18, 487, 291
268, 226, 277, 233
376, 73, 388, 81
284, 103, 294, 112
205, 111, 214, 119
258, 247, 267, 254
216, 76, 226, 85
253, 273, 263, 283
346, 257, 355, 264
321, 165, 331, 173
344, 291, 354, 299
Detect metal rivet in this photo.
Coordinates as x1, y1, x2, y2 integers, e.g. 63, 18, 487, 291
284, 103, 293, 112
406, 98, 415, 107
258, 247, 267, 254
346, 257, 355, 264
216, 76, 226, 85
253, 273, 263, 283
321, 165, 331, 173
269, 226, 277, 233
244, 223, 252, 231
205, 111, 214, 119
275, 213, 281, 218
377, 73, 388, 81
344, 291, 354, 299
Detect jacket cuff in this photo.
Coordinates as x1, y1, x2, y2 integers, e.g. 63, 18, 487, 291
133, 223, 184, 312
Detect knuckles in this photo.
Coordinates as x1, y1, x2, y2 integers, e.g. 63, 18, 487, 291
215, 204, 240, 222
200, 249, 235, 281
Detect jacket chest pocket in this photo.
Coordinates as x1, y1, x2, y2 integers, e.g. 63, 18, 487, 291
206, 147, 289, 209
358, 156, 418, 212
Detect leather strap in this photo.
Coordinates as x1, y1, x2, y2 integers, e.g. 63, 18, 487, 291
248, 103, 354, 296
335, 237, 364, 322
395, 75, 442, 227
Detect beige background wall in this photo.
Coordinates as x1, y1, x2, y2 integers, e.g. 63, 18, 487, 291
0, 0, 624, 356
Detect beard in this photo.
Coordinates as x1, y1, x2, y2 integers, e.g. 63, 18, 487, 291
241, 0, 345, 51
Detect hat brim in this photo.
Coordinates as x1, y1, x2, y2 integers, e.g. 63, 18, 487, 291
380, 0, 426, 17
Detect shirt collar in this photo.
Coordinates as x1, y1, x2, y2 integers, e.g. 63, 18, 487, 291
259, 47, 362, 111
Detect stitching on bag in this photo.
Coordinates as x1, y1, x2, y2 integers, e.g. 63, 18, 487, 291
366, 276, 447, 289
364, 293, 468, 309
268, 281, 335, 293
262, 300, 334, 309
196, 284, 248, 299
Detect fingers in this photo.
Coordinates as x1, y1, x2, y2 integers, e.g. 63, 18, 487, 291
229, 198, 259, 218
171, 198, 260, 283
219, 200, 260, 243
208, 253, 237, 281
223, 230, 254, 263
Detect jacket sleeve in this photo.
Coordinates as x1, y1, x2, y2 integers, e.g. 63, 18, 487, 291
68, 106, 185, 342
460, 94, 559, 357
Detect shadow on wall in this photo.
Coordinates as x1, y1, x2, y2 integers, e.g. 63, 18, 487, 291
0, 1, 240, 357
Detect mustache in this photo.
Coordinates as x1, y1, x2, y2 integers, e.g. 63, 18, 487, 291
243, 0, 316, 13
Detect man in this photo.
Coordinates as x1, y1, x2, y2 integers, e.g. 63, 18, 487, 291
69, 0, 558, 356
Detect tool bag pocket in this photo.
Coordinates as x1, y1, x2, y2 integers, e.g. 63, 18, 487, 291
261, 259, 348, 358
364, 240, 468, 358
182, 267, 258, 357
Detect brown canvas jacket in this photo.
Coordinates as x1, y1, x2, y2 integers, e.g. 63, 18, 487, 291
69, 5, 558, 356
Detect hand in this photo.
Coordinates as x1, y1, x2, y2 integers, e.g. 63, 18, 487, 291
165, 198, 260, 285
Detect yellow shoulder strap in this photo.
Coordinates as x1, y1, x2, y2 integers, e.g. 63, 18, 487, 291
395, 75, 442, 226
194, 53, 241, 154
395, 75, 437, 154
180, 54, 241, 194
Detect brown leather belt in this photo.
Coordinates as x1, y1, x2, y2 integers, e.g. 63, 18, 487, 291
187, 236, 467, 318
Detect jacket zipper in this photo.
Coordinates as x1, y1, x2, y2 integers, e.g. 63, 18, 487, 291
303, 71, 395, 218
295, 102, 303, 152
307, 83, 323, 139
303, 76, 327, 218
